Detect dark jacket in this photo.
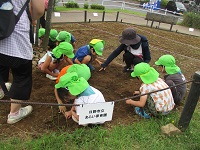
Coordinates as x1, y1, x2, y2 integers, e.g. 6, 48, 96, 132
101, 34, 151, 68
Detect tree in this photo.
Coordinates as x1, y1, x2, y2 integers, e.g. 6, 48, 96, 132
42, 0, 54, 51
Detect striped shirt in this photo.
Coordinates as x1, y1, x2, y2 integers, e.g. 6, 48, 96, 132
0, 0, 32, 60
140, 78, 175, 112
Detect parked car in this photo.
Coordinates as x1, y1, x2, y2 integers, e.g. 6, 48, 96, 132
183, 0, 196, 9
166, 1, 187, 15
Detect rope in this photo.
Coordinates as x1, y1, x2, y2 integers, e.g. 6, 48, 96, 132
0, 80, 194, 107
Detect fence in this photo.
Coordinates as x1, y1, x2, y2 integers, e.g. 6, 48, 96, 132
58, 0, 184, 16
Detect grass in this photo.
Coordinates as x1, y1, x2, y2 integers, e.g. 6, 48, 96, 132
54, 6, 146, 17
0, 104, 200, 149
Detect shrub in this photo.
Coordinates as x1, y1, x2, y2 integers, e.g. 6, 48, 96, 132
181, 12, 200, 29
161, 0, 168, 9
65, 1, 79, 8
90, 4, 105, 10
84, 2, 89, 9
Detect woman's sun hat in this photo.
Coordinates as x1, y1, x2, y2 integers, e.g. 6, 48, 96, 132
56, 31, 71, 42
89, 39, 105, 56
38, 28, 45, 38
52, 42, 74, 59
49, 29, 58, 41
67, 64, 91, 81
131, 62, 159, 84
119, 28, 141, 45
55, 72, 89, 96
155, 54, 180, 74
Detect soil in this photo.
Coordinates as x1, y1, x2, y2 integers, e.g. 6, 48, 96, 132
0, 22, 199, 138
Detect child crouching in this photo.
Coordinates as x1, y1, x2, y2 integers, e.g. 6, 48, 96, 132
126, 62, 175, 118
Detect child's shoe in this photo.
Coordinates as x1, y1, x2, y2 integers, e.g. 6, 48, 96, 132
87, 64, 95, 71
53, 69, 60, 74
7, 105, 33, 124
135, 107, 151, 119
123, 66, 134, 73
46, 74, 57, 80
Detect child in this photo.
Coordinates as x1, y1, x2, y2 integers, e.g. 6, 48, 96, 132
55, 72, 105, 126
155, 54, 186, 105
48, 29, 58, 51
38, 28, 45, 47
56, 31, 76, 49
54, 64, 91, 117
73, 39, 105, 71
38, 42, 74, 80
126, 62, 175, 118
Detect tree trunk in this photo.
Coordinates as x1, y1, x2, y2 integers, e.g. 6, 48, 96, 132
42, 0, 54, 51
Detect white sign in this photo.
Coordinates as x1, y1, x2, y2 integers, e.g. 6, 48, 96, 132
54, 12, 61, 17
78, 102, 114, 125
189, 28, 194, 32
93, 13, 98, 16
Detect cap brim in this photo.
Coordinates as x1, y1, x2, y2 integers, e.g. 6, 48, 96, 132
131, 72, 137, 78
55, 83, 61, 89
155, 61, 162, 66
95, 51, 102, 56
66, 53, 75, 59
119, 35, 141, 45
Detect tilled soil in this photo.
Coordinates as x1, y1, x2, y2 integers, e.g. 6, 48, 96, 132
0, 22, 199, 138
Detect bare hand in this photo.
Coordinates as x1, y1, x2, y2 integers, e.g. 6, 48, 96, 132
133, 91, 140, 95
126, 99, 133, 105
65, 111, 72, 119
59, 106, 66, 114
99, 67, 106, 71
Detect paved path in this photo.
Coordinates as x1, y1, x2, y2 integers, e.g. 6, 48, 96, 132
51, 10, 200, 37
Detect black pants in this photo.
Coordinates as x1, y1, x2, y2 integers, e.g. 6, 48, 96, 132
40, 12, 46, 28
123, 52, 143, 68
0, 54, 32, 100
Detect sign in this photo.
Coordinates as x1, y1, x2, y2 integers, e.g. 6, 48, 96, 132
189, 28, 194, 32
93, 13, 98, 16
78, 102, 114, 125
54, 12, 60, 17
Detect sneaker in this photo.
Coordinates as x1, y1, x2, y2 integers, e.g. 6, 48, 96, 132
87, 64, 95, 71
0, 82, 12, 99
135, 107, 151, 119
123, 66, 134, 73
46, 74, 57, 80
7, 105, 33, 124
53, 69, 60, 74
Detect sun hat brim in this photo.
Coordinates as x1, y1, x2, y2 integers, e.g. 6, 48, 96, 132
131, 67, 159, 84
119, 35, 141, 45
165, 66, 180, 74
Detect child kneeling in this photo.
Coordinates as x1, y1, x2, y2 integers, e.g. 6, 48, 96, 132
126, 63, 175, 118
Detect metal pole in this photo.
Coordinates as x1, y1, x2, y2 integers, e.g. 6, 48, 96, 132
84, 10, 87, 22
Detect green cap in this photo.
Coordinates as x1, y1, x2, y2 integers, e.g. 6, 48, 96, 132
89, 39, 105, 56
131, 62, 159, 84
49, 29, 58, 41
155, 55, 180, 74
67, 64, 91, 81
56, 31, 71, 42
38, 28, 45, 38
52, 42, 74, 59
55, 72, 89, 96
